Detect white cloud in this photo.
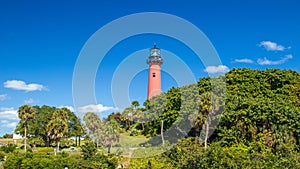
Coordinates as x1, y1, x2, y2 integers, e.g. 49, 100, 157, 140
59, 105, 75, 112
234, 58, 254, 64
258, 41, 287, 51
0, 108, 19, 133
1, 120, 18, 129
24, 98, 34, 104
0, 107, 14, 111
0, 107, 18, 120
4, 80, 47, 92
257, 54, 293, 65
0, 94, 8, 101
1, 120, 9, 124
204, 65, 229, 74
77, 104, 117, 113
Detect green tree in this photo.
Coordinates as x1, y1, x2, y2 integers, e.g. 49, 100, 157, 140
134, 108, 146, 131
81, 141, 97, 159
131, 100, 140, 109
101, 119, 120, 153
122, 107, 133, 129
68, 112, 86, 146
198, 92, 222, 148
15, 105, 83, 147
83, 112, 102, 147
2, 133, 13, 138
46, 109, 69, 155
17, 104, 35, 152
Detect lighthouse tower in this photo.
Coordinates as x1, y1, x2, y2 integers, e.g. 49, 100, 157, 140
147, 44, 163, 99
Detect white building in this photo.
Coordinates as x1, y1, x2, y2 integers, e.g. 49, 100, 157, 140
13, 133, 22, 139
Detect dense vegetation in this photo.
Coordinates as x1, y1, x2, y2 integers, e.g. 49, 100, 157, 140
1, 68, 299, 168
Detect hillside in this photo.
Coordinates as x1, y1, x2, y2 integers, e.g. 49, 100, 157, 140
125, 68, 300, 168
1, 68, 300, 168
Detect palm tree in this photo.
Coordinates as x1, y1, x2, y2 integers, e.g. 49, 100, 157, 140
18, 105, 35, 152
83, 112, 102, 147
46, 109, 68, 155
131, 101, 140, 109
122, 107, 133, 128
83, 112, 102, 133
134, 108, 145, 131
130, 101, 140, 123
101, 119, 120, 153
199, 92, 221, 148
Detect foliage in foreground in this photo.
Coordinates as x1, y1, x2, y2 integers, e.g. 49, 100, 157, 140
127, 137, 300, 169
2, 152, 117, 169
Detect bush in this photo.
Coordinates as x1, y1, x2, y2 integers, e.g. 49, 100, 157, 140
28, 137, 45, 147
60, 151, 69, 157
0, 143, 17, 153
129, 128, 142, 136
0, 151, 5, 161
60, 138, 75, 148
3, 134, 13, 138
81, 141, 97, 159
2, 152, 117, 169
19, 144, 31, 150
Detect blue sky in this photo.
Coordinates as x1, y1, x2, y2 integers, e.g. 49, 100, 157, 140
0, 0, 299, 136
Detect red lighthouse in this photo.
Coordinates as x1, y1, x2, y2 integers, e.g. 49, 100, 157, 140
147, 44, 163, 99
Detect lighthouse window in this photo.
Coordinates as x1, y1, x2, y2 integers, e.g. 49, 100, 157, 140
152, 73, 156, 77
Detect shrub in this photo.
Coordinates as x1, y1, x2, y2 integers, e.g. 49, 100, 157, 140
2, 149, 118, 169
81, 141, 97, 159
0, 151, 5, 161
2, 154, 24, 169
19, 144, 31, 150
129, 128, 142, 136
0, 143, 17, 153
28, 137, 45, 147
60, 138, 75, 148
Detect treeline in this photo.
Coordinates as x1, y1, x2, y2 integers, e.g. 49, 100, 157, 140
119, 68, 300, 168
1, 68, 300, 168
119, 68, 300, 146
14, 105, 85, 152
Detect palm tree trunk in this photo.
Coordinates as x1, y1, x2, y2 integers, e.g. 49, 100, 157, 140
79, 136, 81, 146
75, 136, 78, 147
57, 140, 60, 153
199, 129, 201, 144
161, 120, 165, 145
205, 117, 209, 149
24, 125, 27, 152
108, 144, 112, 153
43, 136, 50, 147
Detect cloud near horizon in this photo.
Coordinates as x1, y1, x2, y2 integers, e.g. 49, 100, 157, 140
0, 107, 19, 131
77, 104, 117, 113
59, 105, 75, 112
257, 54, 293, 65
0, 107, 18, 120
234, 58, 254, 64
0, 120, 18, 129
204, 65, 230, 74
258, 41, 289, 51
4, 80, 47, 92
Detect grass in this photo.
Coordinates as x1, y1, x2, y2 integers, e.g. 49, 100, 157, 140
106, 133, 171, 158
0, 138, 23, 146
118, 134, 149, 147
0, 134, 168, 158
